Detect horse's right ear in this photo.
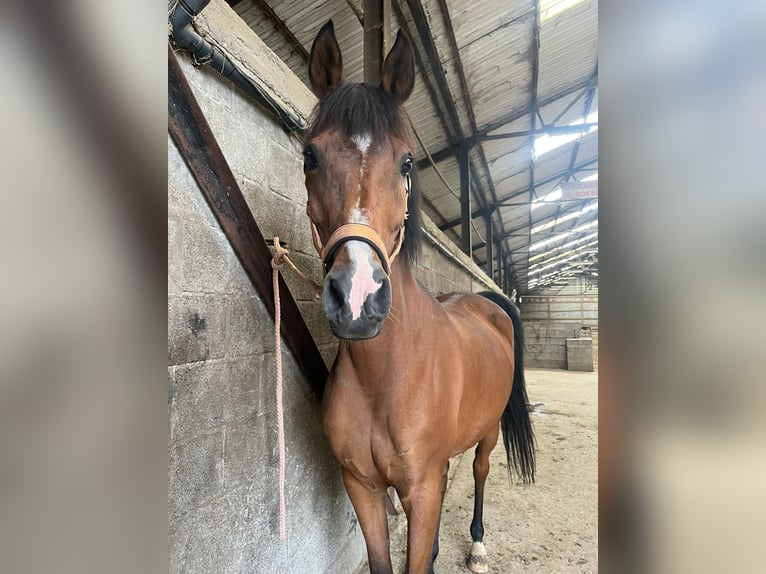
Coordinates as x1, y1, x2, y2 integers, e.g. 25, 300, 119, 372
309, 21, 343, 99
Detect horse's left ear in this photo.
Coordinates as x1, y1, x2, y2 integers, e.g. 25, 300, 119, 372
381, 30, 415, 104
309, 20, 343, 99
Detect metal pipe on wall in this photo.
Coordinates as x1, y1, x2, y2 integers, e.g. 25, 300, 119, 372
168, 0, 305, 133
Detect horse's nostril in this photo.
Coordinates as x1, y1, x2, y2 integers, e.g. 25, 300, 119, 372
323, 276, 347, 316
367, 279, 392, 319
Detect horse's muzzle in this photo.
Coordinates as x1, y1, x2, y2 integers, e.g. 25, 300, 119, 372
322, 258, 391, 340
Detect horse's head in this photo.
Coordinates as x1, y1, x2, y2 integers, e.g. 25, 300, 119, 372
304, 21, 416, 340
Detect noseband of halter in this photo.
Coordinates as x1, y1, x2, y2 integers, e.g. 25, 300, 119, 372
309, 174, 411, 276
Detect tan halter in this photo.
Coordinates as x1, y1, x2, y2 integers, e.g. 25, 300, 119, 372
309, 174, 411, 276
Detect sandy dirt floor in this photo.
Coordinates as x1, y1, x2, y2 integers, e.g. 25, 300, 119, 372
356, 368, 598, 573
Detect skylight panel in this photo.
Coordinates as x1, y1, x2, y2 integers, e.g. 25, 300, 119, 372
531, 201, 597, 234
540, 0, 588, 21
533, 111, 598, 159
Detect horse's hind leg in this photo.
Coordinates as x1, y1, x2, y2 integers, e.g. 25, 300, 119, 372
466, 426, 500, 573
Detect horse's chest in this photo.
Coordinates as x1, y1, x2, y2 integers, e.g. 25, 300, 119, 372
322, 389, 436, 486
337, 430, 419, 487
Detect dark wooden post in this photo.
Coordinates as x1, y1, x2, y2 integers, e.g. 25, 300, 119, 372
459, 143, 471, 255
485, 211, 494, 278
364, 0, 391, 85
497, 246, 504, 287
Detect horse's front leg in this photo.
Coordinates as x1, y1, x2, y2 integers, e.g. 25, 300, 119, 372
399, 467, 447, 574
342, 468, 393, 574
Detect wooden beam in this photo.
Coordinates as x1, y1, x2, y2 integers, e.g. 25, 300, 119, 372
481, 123, 597, 141
364, 0, 390, 85
404, 0, 464, 142
459, 144, 471, 254
485, 211, 494, 278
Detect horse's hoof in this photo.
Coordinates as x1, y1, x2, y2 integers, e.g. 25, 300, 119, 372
466, 541, 489, 573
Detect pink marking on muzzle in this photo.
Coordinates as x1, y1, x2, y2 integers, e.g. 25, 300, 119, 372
347, 243, 383, 320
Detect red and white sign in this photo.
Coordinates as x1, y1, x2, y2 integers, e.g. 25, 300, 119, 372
562, 181, 598, 200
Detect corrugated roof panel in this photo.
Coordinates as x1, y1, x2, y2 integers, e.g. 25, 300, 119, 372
455, 19, 535, 129
420, 0, 475, 137
537, 0, 598, 100
481, 134, 528, 159
484, 114, 535, 138
487, 147, 532, 185
538, 91, 592, 127
571, 133, 598, 163
447, 0, 535, 49
534, 149, 576, 183
494, 169, 531, 198
503, 210, 533, 234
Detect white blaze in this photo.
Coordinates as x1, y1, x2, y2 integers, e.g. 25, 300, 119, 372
346, 241, 382, 320
351, 133, 372, 155
349, 132, 372, 226
349, 205, 370, 224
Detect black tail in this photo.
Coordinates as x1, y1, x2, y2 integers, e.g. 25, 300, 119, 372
479, 291, 536, 484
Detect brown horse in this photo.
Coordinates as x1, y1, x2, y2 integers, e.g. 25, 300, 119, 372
303, 21, 535, 574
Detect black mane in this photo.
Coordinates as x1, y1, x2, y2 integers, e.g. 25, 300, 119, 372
306, 83, 422, 265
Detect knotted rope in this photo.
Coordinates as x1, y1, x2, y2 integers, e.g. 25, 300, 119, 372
270, 238, 322, 541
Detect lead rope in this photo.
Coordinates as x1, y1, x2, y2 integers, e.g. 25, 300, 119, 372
270, 238, 322, 541
271, 242, 287, 541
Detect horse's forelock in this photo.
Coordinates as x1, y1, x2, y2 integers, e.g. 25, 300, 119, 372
307, 83, 409, 143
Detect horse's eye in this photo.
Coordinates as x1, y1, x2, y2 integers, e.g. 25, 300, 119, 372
303, 146, 318, 171
400, 155, 413, 176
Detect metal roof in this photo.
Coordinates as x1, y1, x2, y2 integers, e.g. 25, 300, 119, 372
230, 0, 598, 294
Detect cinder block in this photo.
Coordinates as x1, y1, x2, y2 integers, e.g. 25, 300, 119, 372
241, 180, 297, 249
168, 294, 226, 366
168, 215, 183, 295
297, 300, 336, 347
168, 431, 224, 522
223, 417, 273, 492
280, 252, 324, 302
264, 139, 305, 202
171, 360, 227, 442
567, 338, 594, 371
221, 356, 262, 424
551, 302, 581, 312
291, 211, 319, 257
181, 218, 235, 294
225, 290, 276, 358
168, 136, 205, 219
169, 486, 254, 574
418, 246, 434, 270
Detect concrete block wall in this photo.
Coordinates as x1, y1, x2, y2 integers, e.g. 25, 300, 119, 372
414, 217, 500, 297
168, 49, 365, 573
520, 283, 598, 369
168, 15, 504, 573
566, 337, 594, 371
522, 322, 586, 369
